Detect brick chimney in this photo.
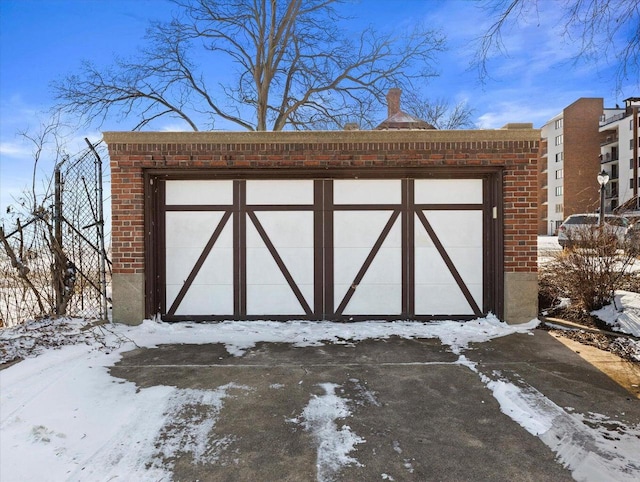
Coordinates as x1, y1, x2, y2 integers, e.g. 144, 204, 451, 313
387, 88, 401, 117
375, 87, 435, 130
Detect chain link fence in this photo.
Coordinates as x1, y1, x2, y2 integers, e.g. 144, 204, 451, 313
0, 140, 111, 327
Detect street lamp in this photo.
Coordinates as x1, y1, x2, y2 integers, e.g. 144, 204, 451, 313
597, 169, 610, 225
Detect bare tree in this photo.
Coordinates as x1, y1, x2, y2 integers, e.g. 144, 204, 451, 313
52, 0, 446, 131
1, 121, 74, 325
403, 93, 475, 129
474, 0, 640, 89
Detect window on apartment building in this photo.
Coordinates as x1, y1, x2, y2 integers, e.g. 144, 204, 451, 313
631, 178, 634, 189
555, 186, 563, 196
555, 152, 563, 162
555, 134, 563, 146
555, 119, 563, 129
555, 203, 563, 213
555, 169, 563, 179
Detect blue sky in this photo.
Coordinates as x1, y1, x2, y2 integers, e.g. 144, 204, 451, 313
0, 0, 637, 216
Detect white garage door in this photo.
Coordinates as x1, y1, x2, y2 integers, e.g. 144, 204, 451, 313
159, 175, 492, 321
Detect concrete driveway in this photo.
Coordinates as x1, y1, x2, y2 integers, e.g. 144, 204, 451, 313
109, 330, 640, 481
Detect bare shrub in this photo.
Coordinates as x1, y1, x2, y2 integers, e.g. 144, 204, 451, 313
0, 123, 109, 327
541, 225, 636, 313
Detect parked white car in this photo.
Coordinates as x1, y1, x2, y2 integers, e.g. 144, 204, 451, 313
557, 213, 629, 249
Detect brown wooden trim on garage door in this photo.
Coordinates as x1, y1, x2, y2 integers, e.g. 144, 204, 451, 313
146, 168, 503, 321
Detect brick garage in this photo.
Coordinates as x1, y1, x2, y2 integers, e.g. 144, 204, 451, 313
103, 129, 539, 324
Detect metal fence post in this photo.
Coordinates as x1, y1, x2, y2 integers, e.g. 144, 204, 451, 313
54, 164, 64, 314
85, 138, 109, 321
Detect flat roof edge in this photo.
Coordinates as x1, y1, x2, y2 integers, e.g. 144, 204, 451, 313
103, 129, 541, 145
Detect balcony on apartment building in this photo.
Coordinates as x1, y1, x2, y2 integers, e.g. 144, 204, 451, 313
600, 149, 618, 164
601, 134, 619, 146
599, 112, 625, 127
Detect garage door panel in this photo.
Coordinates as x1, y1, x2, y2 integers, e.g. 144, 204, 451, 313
415, 247, 459, 284
341, 284, 402, 315
246, 246, 314, 287
415, 284, 476, 315
166, 212, 229, 248
414, 179, 483, 204
333, 211, 396, 297
422, 211, 483, 248
358, 246, 402, 284
334, 179, 401, 204
246, 180, 314, 205
166, 247, 202, 289
245, 220, 313, 315
248, 212, 314, 248
341, 239, 403, 315
334, 211, 399, 247
166, 180, 233, 205
169, 285, 234, 316
445, 247, 483, 285
246, 284, 311, 315
414, 207, 483, 315
166, 246, 234, 313
414, 245, 481, 312
165, 246, 234, 288
334, 210, 402, 315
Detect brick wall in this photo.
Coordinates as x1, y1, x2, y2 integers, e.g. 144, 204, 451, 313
105, 130, 539, 278
564, 98, 603, 216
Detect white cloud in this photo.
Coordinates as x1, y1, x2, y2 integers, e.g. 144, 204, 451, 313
476, 100, 558, 129
0, 141, 32, 158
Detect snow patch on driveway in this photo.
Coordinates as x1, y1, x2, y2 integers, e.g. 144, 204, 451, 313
114, 314, 539, 357
290, 383, 365, 482
478, 368, 640, 481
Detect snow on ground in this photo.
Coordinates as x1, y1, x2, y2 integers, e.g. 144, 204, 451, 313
461, 357, 640, 481
1, 316, 639, 481
538, 235, 562, 252
592, 290, 640, 337
289, 382, 365, 482
0, 316, 535, 481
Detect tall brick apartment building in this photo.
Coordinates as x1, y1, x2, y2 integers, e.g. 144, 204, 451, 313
539, 97, 640, 234
538, 98, 605, 235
